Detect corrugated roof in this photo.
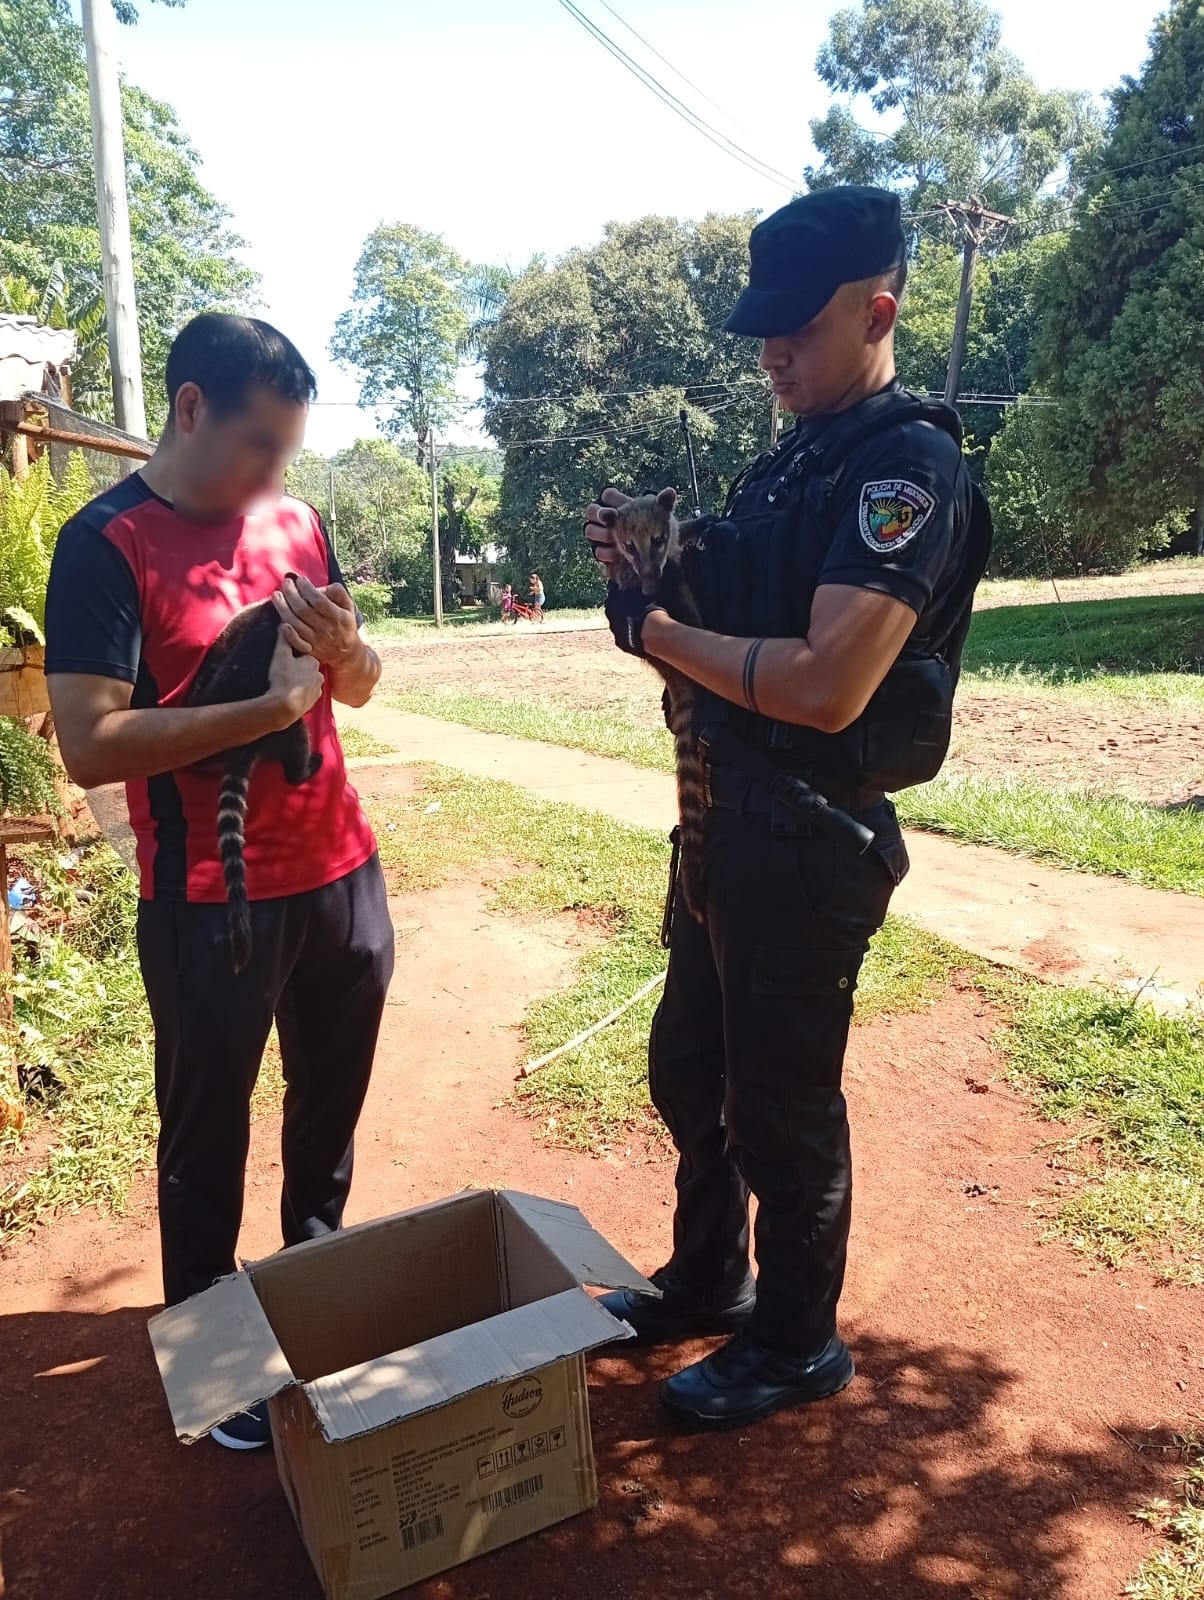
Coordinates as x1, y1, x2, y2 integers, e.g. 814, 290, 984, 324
0, 314, 78, 403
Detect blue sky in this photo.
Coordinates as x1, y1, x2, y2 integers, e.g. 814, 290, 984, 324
96, 0, 1167, 452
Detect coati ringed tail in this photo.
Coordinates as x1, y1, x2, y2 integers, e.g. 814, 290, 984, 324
184, 576, 323, 972
599, 489, 707, 924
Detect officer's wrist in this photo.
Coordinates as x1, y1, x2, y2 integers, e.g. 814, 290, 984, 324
641, 607, 673, 657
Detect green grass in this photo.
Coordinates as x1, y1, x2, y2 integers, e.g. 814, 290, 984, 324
374, 607, 601, 639
963, 592, 1204, 682
339, 724, 397, 758
895, 775, 1204, 896
392, 689, 1204, 895
373, 770, 1204, 1283
0, 845, 154, 1238
1128, 1431, 1204, 1600
1001, 988, 1204, 1280
0, 843, 284, 1241
366, 766, 964, 1148
961, 669, 1204, 714
390, 688, 675, 770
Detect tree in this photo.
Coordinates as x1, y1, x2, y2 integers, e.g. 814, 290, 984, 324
0, 261, 108, 401
480, 213, 770, 605
0, 0, 257, 431
807, 0, 1101, 221
1034, 0, 1204, 556
439, 456, 498, 610
984, 403, 1167, 575
111, 0, 185, 22
892, 232, 1065, 447
288, 439, 429, 587
331, 224, 476, 460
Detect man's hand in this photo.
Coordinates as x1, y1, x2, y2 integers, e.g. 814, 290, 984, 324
271, 574, 360, 667
583, 487, 632, 573
265, 627, 323, 728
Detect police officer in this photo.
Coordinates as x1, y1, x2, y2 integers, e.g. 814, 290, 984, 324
583, 186, 990, 1430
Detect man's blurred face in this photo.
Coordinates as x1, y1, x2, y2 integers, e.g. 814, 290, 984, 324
173, 381, 308, 517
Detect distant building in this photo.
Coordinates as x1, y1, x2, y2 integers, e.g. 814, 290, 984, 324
454, 544, 504, 605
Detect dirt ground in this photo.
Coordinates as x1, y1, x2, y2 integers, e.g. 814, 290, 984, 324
379, 628, 1204, 807
1, 769, 1200, 1600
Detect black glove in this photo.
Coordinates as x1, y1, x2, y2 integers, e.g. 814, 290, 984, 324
605, 583, 664, 658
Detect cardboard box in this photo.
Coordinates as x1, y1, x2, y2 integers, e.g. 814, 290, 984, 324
149, 1189, 654, 1600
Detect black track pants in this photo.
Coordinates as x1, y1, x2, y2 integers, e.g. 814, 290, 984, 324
136, 854, 395, 1306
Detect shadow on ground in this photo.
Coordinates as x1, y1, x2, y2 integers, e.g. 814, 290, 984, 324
0, 1281, 1166, 1600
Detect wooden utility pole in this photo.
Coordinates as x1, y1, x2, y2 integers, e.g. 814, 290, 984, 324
327, 463, 338, 555
82, 0, 147, 439
428, 431, 443, 628
939, 199, 1013, 407
770, 392, 781, 447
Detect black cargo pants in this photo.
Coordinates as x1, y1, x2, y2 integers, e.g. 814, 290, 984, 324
136, 854, 395, 1306
650, 795, 908, 1356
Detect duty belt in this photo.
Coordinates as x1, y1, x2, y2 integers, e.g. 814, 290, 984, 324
705, 761, 885, 819
697, 725, 879, 856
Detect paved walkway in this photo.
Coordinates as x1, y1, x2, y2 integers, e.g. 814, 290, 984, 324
342, 703, 1204, 1008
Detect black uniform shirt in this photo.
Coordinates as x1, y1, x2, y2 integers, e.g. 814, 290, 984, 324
800, 386, 970, 646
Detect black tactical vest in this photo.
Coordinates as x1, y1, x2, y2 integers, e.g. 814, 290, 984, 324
679, 388, 993, 792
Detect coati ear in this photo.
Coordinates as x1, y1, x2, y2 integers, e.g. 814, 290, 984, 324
597, 508, 618, 528
656, 488, 678, 513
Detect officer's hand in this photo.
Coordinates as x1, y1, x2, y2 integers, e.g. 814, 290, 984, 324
584, 487, 632, 572
605, 583, 666, 658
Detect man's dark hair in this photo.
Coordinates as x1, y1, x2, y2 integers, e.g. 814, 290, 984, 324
165, 313, 317, 421
880, 258, 908, 302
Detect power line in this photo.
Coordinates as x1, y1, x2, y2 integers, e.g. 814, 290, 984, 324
1091, 168, 1204, 214
499, 416, 677, 449
496, 388, 762, 449
589, 0, 751, 134
1106, 137, 1204, 178
556, 0, 798, 193
485, 379, 767, 408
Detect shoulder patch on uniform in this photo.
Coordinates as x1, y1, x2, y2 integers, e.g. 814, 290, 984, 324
857, 479, 936, 554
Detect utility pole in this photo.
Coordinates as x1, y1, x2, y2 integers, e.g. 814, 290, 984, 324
81, 0, 147, 439
770, 392, 781, 448
327, 463, 338, 556
428, 430, 443, 628
939, 199, 1013, 407
678, 409, 703, 519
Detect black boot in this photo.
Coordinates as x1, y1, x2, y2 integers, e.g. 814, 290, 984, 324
598, 1266, 756, 1347
660, 1332, 855, 1429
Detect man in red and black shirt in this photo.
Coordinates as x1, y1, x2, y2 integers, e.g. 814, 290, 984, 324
45, 315, 395, 1449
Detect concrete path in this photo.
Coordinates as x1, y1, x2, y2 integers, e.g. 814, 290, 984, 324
342, 703, 1204, 1008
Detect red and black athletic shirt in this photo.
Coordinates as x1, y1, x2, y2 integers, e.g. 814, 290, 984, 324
44, 473, 377, 903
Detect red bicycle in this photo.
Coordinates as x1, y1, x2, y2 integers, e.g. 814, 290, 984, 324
504, 599, 543, 624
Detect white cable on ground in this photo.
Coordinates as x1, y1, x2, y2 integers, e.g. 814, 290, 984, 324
517, 969, 668, 1079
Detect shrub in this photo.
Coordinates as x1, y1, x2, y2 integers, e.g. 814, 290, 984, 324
984, 404, 1167, 576
348, 581, 393, 624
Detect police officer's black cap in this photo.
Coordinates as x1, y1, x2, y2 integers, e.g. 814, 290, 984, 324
723, 186, 906, 339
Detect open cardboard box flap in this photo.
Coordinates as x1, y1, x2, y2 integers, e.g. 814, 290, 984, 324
499, 1191, 659, 1294
148, 1270, 295, 1445
305, 1287, 628, 1443
149, 1191, 655, 1446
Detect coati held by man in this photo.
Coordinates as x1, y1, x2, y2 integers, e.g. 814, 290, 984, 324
597, 488, 707, 923
184, 578, 322, 972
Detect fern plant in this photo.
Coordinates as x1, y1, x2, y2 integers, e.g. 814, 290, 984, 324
0, 452, 90, 815
0, 453, 92, 640
0, 719, 60, 817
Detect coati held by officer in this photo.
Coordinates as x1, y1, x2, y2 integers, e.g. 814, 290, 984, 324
598, 488, 707, 923
184, 577, 322, 972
